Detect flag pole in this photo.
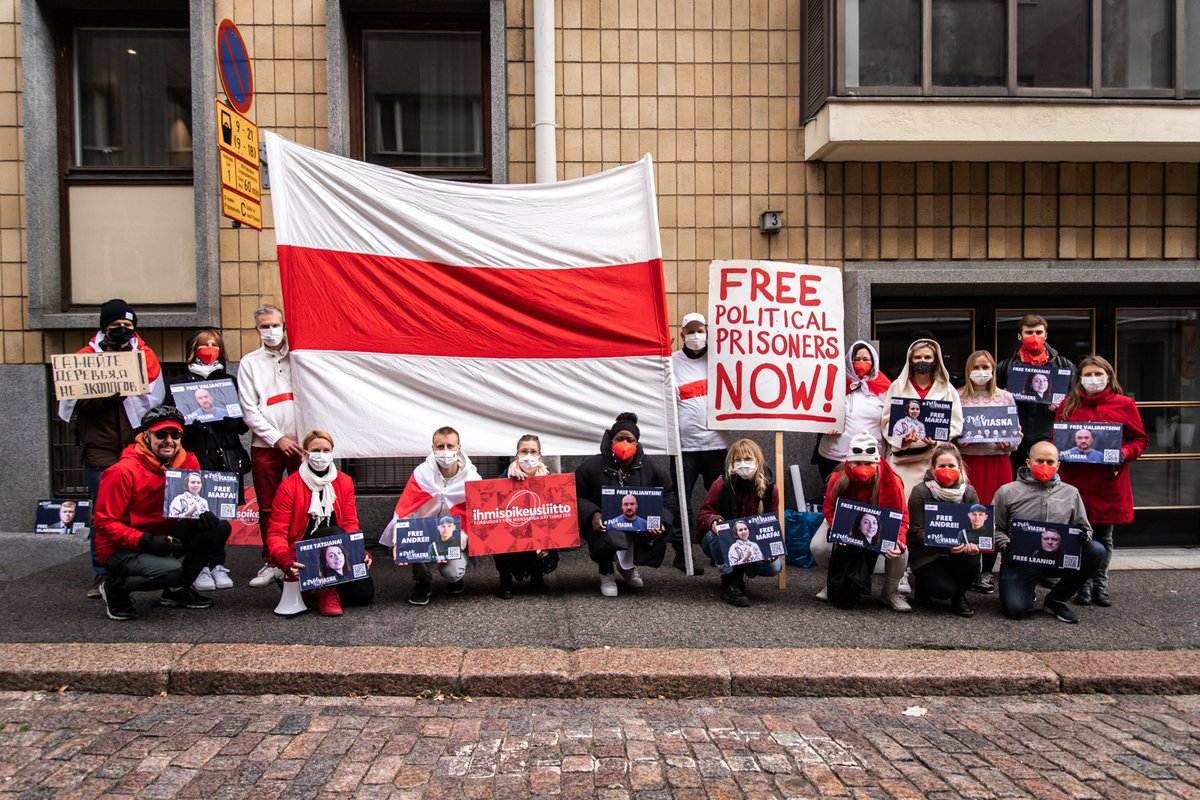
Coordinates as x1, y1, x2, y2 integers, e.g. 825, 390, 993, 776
674, 454, 695, 576
775, 429, 786, 590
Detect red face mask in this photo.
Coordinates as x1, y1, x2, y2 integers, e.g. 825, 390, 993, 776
847, 463, 877, 482
1030, 463, 1057, 482
933, 467, 960, 486
1021, 334, 1046, 353
612, 440, 638, 461
195, 345, 220, 365
852, 361, 871, 377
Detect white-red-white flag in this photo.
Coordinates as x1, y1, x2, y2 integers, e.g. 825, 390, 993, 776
263, 133, 679, 457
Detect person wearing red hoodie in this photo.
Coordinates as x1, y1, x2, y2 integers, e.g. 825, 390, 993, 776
819, 432, 910, 610
266, 429, 374, 617
1055, 355, 1147, 608
93, 406, 231, 621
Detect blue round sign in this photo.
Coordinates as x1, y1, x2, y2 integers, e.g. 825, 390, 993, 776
217, 19, 254, 114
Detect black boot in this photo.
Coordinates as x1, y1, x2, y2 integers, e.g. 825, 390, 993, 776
674, 547, 704, 575
720, 573, 750, 607
496, 572, 513, 600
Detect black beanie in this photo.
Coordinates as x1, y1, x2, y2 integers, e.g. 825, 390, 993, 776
609, 412, 641, 441
100, 299, 137, 330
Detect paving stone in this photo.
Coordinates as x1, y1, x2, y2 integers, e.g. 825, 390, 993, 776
570, 648, 730, 697
0, 643, 191, 695
1044, 650, 1200, 694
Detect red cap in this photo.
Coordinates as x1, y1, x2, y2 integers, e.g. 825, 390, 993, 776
147, 419, 183, 433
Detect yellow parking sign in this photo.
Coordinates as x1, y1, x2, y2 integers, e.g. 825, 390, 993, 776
216, 99, 262, 229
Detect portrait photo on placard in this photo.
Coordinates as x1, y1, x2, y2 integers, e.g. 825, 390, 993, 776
959, 406, 1022, 445
295, 531, 368, 592
922, 502, 995, 552
35, 499, 90, 534
170, 377, 243, 424
392, 515, 464, 565
1053, 422, 1124, 465
1007, 364, 1072, 405
1007, 519, 1083, 570
163, 469, 241, 520
715, 513, 785, 566
600, 486, 664, 533
887, 397, 954, 442
829, 498, 903, 554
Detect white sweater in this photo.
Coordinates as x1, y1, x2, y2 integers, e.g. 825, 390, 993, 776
237, 343, 298, 448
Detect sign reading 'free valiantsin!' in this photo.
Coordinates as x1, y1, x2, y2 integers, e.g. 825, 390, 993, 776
706, 260, 846, 432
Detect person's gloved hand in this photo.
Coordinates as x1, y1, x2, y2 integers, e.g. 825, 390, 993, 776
139, 533, 173, 556
196, 511, 220, 531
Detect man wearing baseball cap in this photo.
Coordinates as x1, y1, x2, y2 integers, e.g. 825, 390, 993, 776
668, 312, 728, 573
92, 405, 231, 621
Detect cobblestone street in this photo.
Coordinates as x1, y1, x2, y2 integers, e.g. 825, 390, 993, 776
1, 691, 1198, 799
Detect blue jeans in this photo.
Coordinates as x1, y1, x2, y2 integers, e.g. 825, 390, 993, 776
701, 531, 783, 578
999, 539, 1105, 619
85, 466, 106, 575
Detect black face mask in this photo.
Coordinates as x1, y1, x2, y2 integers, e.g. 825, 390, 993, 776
105, 326, 135, 347
911, 361, 935, 375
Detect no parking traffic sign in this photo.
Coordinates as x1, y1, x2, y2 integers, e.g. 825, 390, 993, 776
217, 19, 254, 114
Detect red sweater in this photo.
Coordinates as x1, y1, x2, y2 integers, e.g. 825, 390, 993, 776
1056, 388, 1147, 525
697, 476, 780, 534
822, 460, 910, 547
266, 471, 360, 570
94, 442, 200, 565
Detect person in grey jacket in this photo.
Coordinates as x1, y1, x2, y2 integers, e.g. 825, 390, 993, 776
992, 441, 1104, 623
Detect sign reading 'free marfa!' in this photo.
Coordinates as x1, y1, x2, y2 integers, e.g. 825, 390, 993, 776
706, 260, 846, 432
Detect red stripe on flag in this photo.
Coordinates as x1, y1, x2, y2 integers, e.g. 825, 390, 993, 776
266, 393, 294, 406
279, 246, 671, 359
678, 379, 707, 400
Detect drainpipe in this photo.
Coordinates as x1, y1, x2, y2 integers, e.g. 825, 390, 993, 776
533, 0, 556, 183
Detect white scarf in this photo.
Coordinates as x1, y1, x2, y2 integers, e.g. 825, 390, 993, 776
299, 461, 338, 528
926, 478, 966, 504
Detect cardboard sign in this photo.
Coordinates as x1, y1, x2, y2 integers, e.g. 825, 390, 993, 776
296, 531, 369, 592
707, 260, 846, 432
888, 397, 954, 442
829, 498, 903, 554
1007, 364, 1072, 405
1053, 422, 1123, 465
465, 473, 579, 556
960, 405, 1022, 445
392, 516, 464, 564
170, 378, 243, 423
52, 350, 148, 401
600, 486, 663, 533
163, 469, 240, 520
715, 513, 785, 566
923, 502, 995, 552
1008, 518, 1083, 570
35, 499, 90, 534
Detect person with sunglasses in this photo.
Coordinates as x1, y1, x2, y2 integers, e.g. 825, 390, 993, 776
812, 432, 910, 610
92, 405, 231, 621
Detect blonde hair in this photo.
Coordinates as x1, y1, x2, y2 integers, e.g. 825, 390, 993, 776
302, 429, 335, 450
725, 438, 768, 499
959, 349, 998, 400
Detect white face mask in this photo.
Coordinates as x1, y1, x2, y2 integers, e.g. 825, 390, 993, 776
970, 369, 992, 385
518, 454, 541, 471
433, 450, 458, 468
188, 361, 222, 378
733, 459, 756, 479
684, 332, 707, 350
259, 326, 284, 347
1081, 375, 1109, 394
307, 451, 334, 471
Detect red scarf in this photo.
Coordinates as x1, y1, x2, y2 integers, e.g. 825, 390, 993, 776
846, 371, 892, 397
1017, 345, 1050, 367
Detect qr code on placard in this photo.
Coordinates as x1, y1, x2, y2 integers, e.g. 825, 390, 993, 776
352, 563, 367, 578
979, 536, 994, 551
647, 516, 661, 530
881, 540, 896, 553
1103, 449, 1120, 464
935, 427, 949, 439
1062, 555, 1080, 570
220, 504, 236, 517
769, 541, 785, 557
226, 403, 242, 416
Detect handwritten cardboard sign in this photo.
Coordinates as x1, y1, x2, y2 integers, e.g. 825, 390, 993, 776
52, 351, 148, 401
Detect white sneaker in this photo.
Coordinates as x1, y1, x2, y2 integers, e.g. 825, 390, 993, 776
249, 563, 283, 588
192, 567, 216, 592
211, 564, 234, 590
815, 586, 829, 601
884, 591, 912, 612
600, 573, 618, 597
616, 565, 644, 588
897, 573, 913, 596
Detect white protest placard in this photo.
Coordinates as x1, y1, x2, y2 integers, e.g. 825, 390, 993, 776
706, 260, 846, 432
52, 350, 149, 401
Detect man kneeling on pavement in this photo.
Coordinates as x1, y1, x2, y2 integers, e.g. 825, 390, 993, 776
94, 405, 232, 620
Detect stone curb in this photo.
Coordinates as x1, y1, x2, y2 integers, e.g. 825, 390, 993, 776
0, 643, 1196, 698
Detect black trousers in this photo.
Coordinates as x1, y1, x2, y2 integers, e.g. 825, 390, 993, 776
826, 545, 880, 609
105, 519, 232, 593
332, 574, 375, 606
914, 554, 981, 601
998, 539, 1106, 619
669, 449, 727, 548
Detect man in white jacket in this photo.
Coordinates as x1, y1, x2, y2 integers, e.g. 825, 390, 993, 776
237, 304, 305, 587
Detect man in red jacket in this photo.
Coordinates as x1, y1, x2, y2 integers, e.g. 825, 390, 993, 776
94, 406, 231, 621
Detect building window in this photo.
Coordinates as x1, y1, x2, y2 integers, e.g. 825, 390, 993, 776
932, 0, 1006, 88
845, 0, 921, 88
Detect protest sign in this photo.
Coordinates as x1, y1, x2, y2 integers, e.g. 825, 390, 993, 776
392, 515, 464, 564
960, 405, 1022, 445
52, 350, 149, 401
923, 502, 995, 552
829, 498, 903, 554
1008, 518, 1083, 570
715, 513, 785, 566
707, 260, 845, 432
35, 499, 89, 534
1007, 364, 1072, 405
465, 473, 579, 556
170, 378, 243, 423
163, 469, 240, 520
1054, 422, 1123, 465
601, 486, 663, 533
887, 397, 954, 442
227, 487, 260, 546
296, 530, 369, 592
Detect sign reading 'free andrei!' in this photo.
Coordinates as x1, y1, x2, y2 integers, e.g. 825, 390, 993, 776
52, 351, 149, 401
706, 260, 846, 432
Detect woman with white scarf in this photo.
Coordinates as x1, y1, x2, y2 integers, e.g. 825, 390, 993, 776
905, 444, 981, 617
494, 434, 560, 599
266, 429, 374, 617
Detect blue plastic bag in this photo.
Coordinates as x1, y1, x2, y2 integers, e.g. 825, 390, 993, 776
785, 510, 825, 568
